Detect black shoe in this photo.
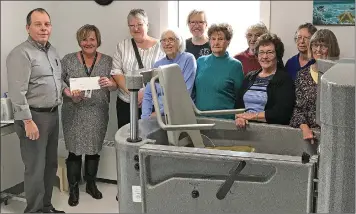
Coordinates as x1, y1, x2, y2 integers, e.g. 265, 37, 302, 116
66, 158, 82, 206
68, 182, 80, 206
44, 208, 65, 213
86, 180, 103, 199
84, 155, 103, 199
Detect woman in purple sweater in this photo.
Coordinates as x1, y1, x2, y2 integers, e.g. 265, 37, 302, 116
141, 28, 197, 119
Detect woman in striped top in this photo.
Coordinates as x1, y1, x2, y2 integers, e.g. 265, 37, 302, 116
111, 9, 165, 129
235, 33, 295, 128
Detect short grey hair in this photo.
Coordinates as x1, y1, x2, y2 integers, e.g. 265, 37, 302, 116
160, 28, 186, 53
26, 8, 50, 26
127, 9, 148, 24
246, 22, 268, 34
294, 22, 317, 42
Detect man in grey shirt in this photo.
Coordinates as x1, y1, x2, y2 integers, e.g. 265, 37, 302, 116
6, 8, 65, 213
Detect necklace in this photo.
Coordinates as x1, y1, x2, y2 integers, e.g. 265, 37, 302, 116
80, 51, 98, 76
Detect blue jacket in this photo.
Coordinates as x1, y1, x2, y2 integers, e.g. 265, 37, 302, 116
141, 52, 196, 119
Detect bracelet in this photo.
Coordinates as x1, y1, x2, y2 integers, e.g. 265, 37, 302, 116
255, 112, 259, 120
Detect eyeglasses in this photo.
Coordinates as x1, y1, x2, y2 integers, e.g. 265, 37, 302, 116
258, 51, 275, 57
128, 23, 144, 29
189, 21, 206, 25
160, 37, 177, 44
296, 36, 311, 42
246, 33, 262, 39
311, 43, 328, 51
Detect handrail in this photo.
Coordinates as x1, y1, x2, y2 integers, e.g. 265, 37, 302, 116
150, 75, 216, 131
193, 105, 245, 116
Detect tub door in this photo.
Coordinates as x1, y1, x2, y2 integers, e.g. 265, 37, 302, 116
138, 144, 318, 213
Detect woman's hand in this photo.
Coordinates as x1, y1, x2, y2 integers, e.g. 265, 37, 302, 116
71, 89, 83, 103
300, 124, 315, 144
63, 88, 83, 103
150, 112, 157, 118
236, 112, 257, 121
235, 118, 248, 128
99, 77, 116, 88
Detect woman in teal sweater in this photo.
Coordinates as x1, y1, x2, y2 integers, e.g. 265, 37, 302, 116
194, 23, 244, 119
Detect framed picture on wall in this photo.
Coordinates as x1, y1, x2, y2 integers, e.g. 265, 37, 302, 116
313, 0, 355, 26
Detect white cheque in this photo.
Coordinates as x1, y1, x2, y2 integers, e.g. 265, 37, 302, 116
69, 77, 101, 91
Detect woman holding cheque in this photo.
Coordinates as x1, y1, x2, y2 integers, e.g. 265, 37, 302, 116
61, 24, 116, 206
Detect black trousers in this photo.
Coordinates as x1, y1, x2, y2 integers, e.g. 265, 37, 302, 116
67, 152, 99, 161
116, 98, 142, 129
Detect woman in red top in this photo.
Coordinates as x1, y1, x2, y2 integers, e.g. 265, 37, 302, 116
234, 22, 268, 75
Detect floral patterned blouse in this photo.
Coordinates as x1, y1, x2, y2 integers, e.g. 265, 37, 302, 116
289, 66, 320, 129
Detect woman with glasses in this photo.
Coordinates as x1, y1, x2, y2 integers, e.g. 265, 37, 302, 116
290, 29, 340, 143
111, 9, 165, 129
235, 33, 295, 128
185, 10, 212, 59
234, 22, 268, 75
285, 23, 318, 80
141, 28, 196, 119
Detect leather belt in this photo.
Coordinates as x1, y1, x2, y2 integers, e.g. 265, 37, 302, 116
30, 106, 58, 113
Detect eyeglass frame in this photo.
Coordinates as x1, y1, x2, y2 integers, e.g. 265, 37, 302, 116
311, 42, 328, 51
296, 36, 311, 42
128, 23, 146, 29
160, 37, 178, 44
257, 50, 276, 58
188, 21, 206, 26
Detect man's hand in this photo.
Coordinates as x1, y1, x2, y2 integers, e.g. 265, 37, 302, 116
23, 119, 39, 140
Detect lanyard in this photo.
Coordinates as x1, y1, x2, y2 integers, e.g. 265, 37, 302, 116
80, 51, 97, 76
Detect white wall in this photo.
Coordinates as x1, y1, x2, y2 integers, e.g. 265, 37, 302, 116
1, 1, 169, 93
269, 1, 355, 62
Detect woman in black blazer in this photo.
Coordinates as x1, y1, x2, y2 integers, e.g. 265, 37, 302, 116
235, 33, 295, 128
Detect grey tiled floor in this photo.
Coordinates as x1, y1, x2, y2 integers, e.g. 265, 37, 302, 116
1, 182, 118, 213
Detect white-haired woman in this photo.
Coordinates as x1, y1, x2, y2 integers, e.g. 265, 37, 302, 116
141, 28, 196, 119
111, 9, 165, 129
234, 22, 268, 75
